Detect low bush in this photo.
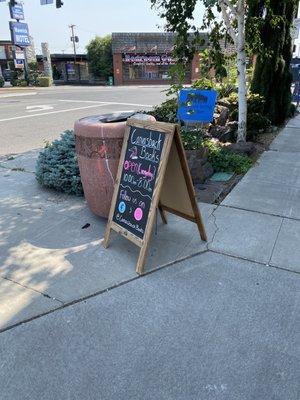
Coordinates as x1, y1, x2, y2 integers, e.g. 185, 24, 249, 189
205, 139, 252, 174
11, 79, 28, 87
38, 76, 52, 87
220, 92, 265, 116
0, 76, 4, 87
180, 127, 204, 150
36, 130, 83, 196
148, 97, 178, 123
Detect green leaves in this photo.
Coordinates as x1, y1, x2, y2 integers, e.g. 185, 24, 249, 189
86, 35, 113, 80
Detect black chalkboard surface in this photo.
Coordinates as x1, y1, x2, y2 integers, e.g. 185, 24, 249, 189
112, 125, 165, 239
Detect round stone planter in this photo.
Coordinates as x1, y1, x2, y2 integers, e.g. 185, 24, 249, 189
185, 147, 214, 183
74, 113, 155, 218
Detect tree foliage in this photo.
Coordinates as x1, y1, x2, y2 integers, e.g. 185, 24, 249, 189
248, 0, 298, 125
151, 0, 249, 142
86, 35, 113, 80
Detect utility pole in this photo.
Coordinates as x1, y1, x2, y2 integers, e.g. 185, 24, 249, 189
69, 24, 80, 81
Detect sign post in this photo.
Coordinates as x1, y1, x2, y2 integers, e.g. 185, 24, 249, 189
103, 119, 207, 275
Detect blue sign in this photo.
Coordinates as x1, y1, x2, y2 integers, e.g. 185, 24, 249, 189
40, 0, 54, 4
9, 21, 31, 47
10, 2, 24, 20
177, 89, 218, 123
14, 59, 24, 69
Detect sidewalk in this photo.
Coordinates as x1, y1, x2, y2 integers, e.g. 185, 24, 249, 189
0, 118, 299, 399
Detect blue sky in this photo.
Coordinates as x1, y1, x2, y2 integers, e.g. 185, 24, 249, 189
0, 0, 205, 54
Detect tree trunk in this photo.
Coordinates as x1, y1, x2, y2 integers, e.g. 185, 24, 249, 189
236, 0, 247, 143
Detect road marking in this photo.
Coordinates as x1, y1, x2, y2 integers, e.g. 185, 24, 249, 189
26, 105, 54, 112
59, 99, 153, 107
0, 92, 37, 98
0, 103, 111, 122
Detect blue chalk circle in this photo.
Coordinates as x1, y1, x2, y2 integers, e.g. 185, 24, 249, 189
118, 201, 126, 213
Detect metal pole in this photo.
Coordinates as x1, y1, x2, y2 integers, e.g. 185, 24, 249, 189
23, 47, 29, 84
69, 24, 81, 82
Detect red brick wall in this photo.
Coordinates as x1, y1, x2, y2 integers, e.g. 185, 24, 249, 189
113, 54, 123, 85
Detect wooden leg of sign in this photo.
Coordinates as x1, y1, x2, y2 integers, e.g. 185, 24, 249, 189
136, 243, 150, 275
174, 126, 207, 242
158, 202, 168, 224
102, 226, 111, 248
194, 209, 208, 242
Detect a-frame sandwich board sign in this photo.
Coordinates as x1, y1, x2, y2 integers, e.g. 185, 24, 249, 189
103, 118, 207, 275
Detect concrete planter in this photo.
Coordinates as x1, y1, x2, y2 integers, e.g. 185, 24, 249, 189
74, 113, 155, 218
185, 148, 214, 183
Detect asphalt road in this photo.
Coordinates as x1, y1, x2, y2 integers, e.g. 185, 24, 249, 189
0, 85, 168, 155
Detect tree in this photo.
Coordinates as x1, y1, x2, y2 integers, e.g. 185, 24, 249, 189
248, 0, 298, 125
86, 35, 113, 80
151, 0, 248, 142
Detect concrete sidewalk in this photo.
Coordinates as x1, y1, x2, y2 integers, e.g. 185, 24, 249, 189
0, 118, 299, 399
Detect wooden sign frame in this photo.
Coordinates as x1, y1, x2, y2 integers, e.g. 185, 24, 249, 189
103, 118, 207, 275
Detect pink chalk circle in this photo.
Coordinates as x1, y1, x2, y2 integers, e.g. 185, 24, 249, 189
134, 207, 143, 221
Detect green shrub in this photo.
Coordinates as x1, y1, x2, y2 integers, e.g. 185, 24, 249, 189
220, 92, 265, 115
149, 98, 178, 123
216, 83, 237, 98
205, 139, 252, 174
36, 130, 83, 196
11, 79, 28, 87
0, 76, 4, 87
247, 113, 271, 132
38, 76, 52, 87
192, 78, 214, 90
180, 127, 204, 150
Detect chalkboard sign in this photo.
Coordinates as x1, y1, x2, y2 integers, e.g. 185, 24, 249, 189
112, 126, 165, 239
103, 119, 207, 275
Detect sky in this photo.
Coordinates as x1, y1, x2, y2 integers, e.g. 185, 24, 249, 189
0, 0, 205, 55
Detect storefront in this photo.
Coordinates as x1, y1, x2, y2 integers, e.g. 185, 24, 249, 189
36, 53, 90, 83
112, 32, 207, 86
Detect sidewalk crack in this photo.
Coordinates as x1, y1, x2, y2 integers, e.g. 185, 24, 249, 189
267, 217, 284, 266
1, 276, 64, 304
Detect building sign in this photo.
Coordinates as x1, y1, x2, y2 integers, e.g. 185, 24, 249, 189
66, 63, 75, 74
13, 49, 24, 60
9, 22, 31, 47
123, 54, 176, 65
14, 59, 24, 69
177, 89, 218, 123
10, 2, 25, 20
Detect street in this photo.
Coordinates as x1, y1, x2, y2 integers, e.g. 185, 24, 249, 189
0, 85, 167, 155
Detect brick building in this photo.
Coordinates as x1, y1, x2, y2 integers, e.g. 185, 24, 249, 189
112, 32, 208, 86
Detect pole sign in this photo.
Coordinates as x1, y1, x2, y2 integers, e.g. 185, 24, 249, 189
177, 89, 218, 123
13, 49, 25, 60
10, 2, 25, 20
14, 59, 24, 69
9, 21, 31, 47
